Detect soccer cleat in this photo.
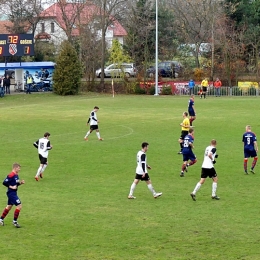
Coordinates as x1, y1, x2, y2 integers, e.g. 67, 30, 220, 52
34, 176, 39, 181
154, 192, 162, 199
0, 219, 4, 226
250, 168, 255, 174
244, 171, 249, 175
180, 172, 184, 177
40, 173, 43, 178
99, 138, 103, 141
128, 195, 136, 199
211, 195, 220, 200
84, 137, 88, 141
13, 221, 21, 228
177, 151, 182, 154
190, 193, 196, 201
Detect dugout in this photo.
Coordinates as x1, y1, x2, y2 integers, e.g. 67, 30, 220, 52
0, 61, 55, 91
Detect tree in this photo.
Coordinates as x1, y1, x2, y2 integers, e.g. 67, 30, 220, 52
53, 40, 82, 95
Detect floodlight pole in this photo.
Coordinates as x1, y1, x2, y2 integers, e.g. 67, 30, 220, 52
154, 0, 159, 96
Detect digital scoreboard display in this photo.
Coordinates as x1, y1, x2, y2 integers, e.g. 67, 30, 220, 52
0, 34, 34, 56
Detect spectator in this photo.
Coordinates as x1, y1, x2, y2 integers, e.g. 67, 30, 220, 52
214, 78, 222, 97
188, 79, 195, 95
26, 75, 33, 94
0, 76, 4, 98
4, 75, 11, 94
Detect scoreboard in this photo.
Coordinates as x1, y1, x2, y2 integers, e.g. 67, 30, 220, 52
0, 34, 34, 57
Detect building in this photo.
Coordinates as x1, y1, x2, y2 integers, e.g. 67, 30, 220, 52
34, 2, 127, 48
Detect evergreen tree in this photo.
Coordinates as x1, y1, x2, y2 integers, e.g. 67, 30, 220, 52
53, 41, 82, 96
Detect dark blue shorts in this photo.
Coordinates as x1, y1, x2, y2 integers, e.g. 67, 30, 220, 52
188, 109, 195, 116
244, 149, 257, 158
7, 193, 21, 206
183, 151, 196, 162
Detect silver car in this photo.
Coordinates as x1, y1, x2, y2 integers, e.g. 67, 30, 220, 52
96, 63, 137, 78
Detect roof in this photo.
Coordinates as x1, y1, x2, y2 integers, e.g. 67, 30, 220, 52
39, 3, 127, 37
0, 62, 55, 69
35, 32, 51, 40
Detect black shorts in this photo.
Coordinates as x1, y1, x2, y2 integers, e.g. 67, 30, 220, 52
90, 125, 98, 130
180, 130, 189, 140
202, 87, 207, 92
39, 154, 48, 165
188, 109, 195, 117
135, 173, 150, 181
201, 168, 217, 179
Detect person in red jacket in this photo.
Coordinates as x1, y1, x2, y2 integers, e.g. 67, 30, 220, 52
214, 78, 222, 97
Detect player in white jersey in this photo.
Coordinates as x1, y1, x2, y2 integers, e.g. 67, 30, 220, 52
190, 139, 219, 201
33, 132, 53, 181
128, 142, 162, 199
84, 106, 103, 141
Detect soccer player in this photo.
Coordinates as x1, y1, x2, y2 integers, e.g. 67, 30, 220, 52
242, 125, 258, 174
33, 132, 53, 181
84, 106, 103, 141
188, 94, 196, 126
180, 128, 197, 177
200, 78, 208, 99
128, 142, 162, 199
190, 139, 219, 201
0, 163, 25, 228
178, 111, 191, 154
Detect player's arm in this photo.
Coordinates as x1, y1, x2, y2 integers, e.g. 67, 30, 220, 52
47, 140, 52, 150
141, 154, 147, 177
33, 140, 39, 148
254, 141, 258, 152
189, 141, 194, 149
2, 177, 16, 189
87, 117, 90, 125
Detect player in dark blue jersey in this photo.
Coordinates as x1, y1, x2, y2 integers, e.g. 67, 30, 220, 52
180, 128, 197, 177
0, 163, 25, 228
242, 125, 258, 174
188, 94, 196, 126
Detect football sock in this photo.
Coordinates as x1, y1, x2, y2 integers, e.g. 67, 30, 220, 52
189, 159, 197, 167
212, 182, 217, 197
147, 184, 156, 195
181, 163, 187, 171
189, 118, 192, 126
41, 164, 47, 173
13, 209, 20, 221
85, 131, 90, 138
36, 166, 43, 177
203, 93, 206, 98
251, 157, 258, 169
1, 208, 10, 219
129, 183, 136, 196
244, 158, 248, 172
96, 132, 101, 139
192, 182, 201, 194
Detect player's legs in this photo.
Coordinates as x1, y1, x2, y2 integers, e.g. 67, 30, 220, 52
244, 158, 248, 174
212, 176, 218, 198
95, 129, 103, 140
0, 205, 13, 225
128, 178, 140, 198
40, 162, 48, 178
145, 179, 162, 198
84, 129, 93, 140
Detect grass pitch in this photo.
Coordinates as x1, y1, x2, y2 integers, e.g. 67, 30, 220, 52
0, 93, 260, 260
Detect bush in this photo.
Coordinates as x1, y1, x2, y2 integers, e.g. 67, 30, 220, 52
148, 86, 155, 95
134, 85, 146, 94
161, 86, 172, 95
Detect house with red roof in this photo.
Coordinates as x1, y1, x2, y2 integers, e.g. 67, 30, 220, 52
34, 2, 127, 48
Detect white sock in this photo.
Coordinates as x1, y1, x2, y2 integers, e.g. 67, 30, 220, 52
147, 184, 156, 195
192, 182, 201, 195
84, 131, 90, 138
96, 132, 101, 139
41, 164, 47, 173
129, 183, 136, 196
212, 182, 217, 197
36, 166, 43, 177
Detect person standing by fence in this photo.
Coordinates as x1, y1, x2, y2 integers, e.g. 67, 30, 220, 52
4, 75, 11, 94
188, 79, 195, 95
200, 78, 208, 99
214, 78, 222, 97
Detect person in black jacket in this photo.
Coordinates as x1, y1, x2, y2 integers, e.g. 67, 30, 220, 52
4, 75, 11, 94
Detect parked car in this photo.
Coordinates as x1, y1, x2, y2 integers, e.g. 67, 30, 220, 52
96, 63, 137, 78
146, 61, 183, 78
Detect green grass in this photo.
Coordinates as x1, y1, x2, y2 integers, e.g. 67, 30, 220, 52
0, 93, 260, 260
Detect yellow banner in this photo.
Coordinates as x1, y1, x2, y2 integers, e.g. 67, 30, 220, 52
238, 81, 259, 89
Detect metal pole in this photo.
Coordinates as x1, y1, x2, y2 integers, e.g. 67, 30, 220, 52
154, 0, 159, 95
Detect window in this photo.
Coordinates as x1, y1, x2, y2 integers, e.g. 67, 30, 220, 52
51, 22, 55, 33
41, 23, 45, 33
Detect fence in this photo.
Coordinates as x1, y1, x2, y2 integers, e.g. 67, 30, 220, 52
172, 85, 259, 96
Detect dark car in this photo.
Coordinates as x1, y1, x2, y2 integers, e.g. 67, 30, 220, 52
4, 69, 15, 79
146, 61, 183, 78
